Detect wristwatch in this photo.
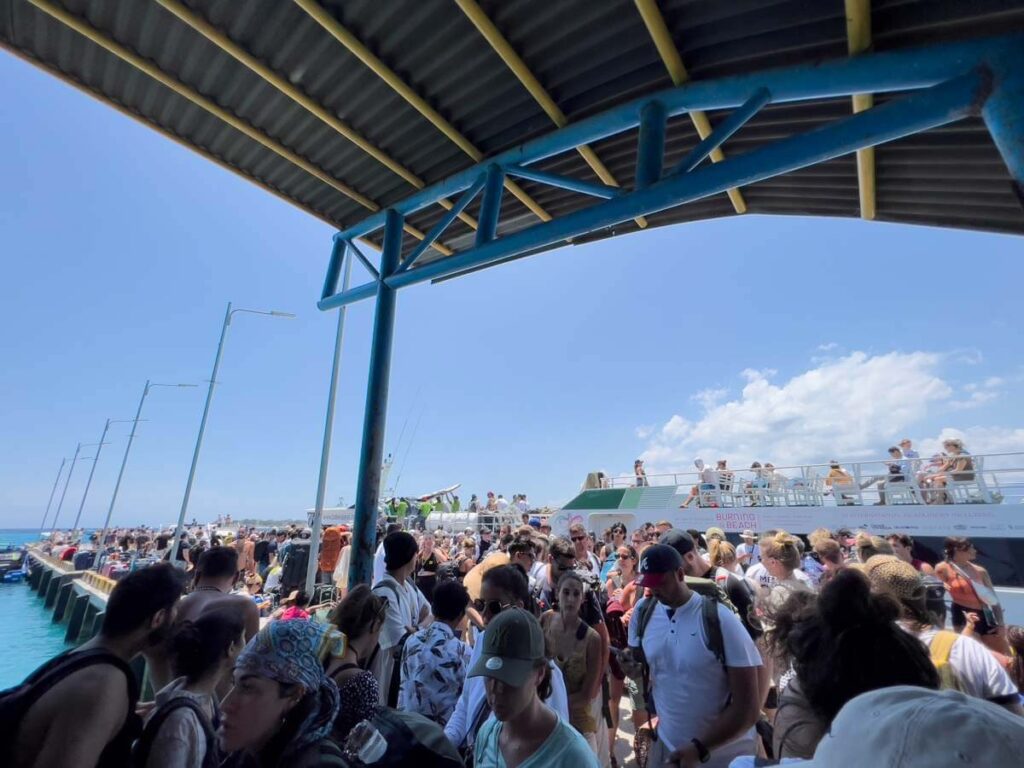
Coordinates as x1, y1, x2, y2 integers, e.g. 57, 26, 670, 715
691, 738, 711, 764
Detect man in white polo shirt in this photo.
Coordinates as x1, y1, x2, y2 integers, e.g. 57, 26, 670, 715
628, 544, 763, 767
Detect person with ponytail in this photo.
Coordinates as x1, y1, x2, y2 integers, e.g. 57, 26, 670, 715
325, 584, 387, 741
138, 608, 246, 768
769, 569, 940, 759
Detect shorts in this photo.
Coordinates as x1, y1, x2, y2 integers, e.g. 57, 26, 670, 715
625, 675, 647, 712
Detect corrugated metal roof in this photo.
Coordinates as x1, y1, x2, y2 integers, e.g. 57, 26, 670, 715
3, 0, 1022, 267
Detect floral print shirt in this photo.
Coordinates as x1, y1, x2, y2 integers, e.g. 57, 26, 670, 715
398, 621, 471, 725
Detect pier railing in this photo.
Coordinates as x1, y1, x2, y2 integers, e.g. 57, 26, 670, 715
602, 451, 1024, 507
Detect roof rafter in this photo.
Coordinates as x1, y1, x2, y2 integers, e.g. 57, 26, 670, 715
846, 0, 876, 220
454, 0, 648, 229
634, 0, 747, 214
25, 0, 451, 255
293, 0, 551, 224
154, 0, 478, 234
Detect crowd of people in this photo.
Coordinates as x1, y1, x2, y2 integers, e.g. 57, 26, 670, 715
13, 511, 1024, 768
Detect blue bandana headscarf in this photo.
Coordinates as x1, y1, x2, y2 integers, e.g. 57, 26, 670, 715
235, 619, 344, 755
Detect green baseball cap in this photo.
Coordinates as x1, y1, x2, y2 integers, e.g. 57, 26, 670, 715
467, 608, 545, 687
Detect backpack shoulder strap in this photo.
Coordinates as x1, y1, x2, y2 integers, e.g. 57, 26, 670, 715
701, 595, 727, 671
929, 630, 958, 666
635, 596, 658, 644
134, 698, 216, 768
22, 649, 138, 711
373, 577, 401, 606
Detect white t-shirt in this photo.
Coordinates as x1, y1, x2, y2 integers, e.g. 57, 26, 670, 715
371, 574, 432, 704
914, 626, 1018, 701
628, 594, 762, 761
372, 541, 386, 585
736, 542, 760, 566
745, 564, 812, 593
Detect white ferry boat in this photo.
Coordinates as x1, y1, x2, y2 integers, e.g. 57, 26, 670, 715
548, 451, 1024, 589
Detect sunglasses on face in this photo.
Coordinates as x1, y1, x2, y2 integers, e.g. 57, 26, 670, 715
570, 535, 587, 542
472, 599, 513, 615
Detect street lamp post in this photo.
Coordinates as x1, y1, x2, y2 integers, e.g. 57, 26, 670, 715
71, 419, 114, 531
305, 247, 353, 595
50, 442, 96, 533
171, 302, 295, 563
38, 457, 66, 536
94, 380, 196, 568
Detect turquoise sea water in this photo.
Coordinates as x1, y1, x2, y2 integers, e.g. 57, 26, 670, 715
0, 529, 72, 687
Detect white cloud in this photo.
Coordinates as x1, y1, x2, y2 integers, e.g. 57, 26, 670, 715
951, 377, 1004, 410
634, 425, 655, 439
817, 342, 839, 352
692, 387, 728, 412
640, 351, 954, 470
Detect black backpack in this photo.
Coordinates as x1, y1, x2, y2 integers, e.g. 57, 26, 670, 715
624, 577, 735, 715
355, 708, 463, 768
280, 542, 311, 593
132, 697, 220, 768
0, 648, 139, 746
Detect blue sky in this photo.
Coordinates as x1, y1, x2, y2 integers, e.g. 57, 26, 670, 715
2, 51, 1023, 528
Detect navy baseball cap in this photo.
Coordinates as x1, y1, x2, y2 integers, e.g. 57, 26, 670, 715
636, 544, 683, 588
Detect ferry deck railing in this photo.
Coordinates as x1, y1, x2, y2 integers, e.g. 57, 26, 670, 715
603, 451, 1024, 507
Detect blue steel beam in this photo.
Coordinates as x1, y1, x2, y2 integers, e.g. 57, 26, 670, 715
330, 34, 1021, 243
348, 240, 380, 281
635, 101, 666, 189
982, 57, 1024, 201
672, 87, 772, 175
320, 239, 346, 302
505, 165, 622, 200
475, 164, 505, 247
375, 71, 986, 293
396, 173, 487, 274
348, 209, 402, 587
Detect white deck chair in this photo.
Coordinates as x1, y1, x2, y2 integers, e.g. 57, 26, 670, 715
945, 455, 993, 503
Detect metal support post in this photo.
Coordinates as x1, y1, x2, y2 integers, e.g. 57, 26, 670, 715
172, 302, 233, 563
982, 58, 1024, 204
349, 210, 403, 587
305, 245, 353, 595
635, 100, 666, 189
50, 442, 83, 532
72, 419, 111, 531
96, 382, 148, 569
475, 165, 505, 247
39, 458, 66, 535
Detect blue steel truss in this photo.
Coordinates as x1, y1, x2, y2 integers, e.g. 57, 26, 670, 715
332, 33, 1024, 585
321, 34, 1024, 314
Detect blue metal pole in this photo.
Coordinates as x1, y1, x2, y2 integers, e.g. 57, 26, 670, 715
475, 165, 505, 247
72, 419, 110, 531
172, 302, 233, 564
349, 210, 403, 587
982, 57, 1024, 201
39, 458, 66, 536
635, 101, 666, 189
305, 247, 353, 595
50, 442, 82, 533
672, 87, 772, 175
321, 240, 345, 302
95, 381, 149, 569
378, 71, 984, 293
